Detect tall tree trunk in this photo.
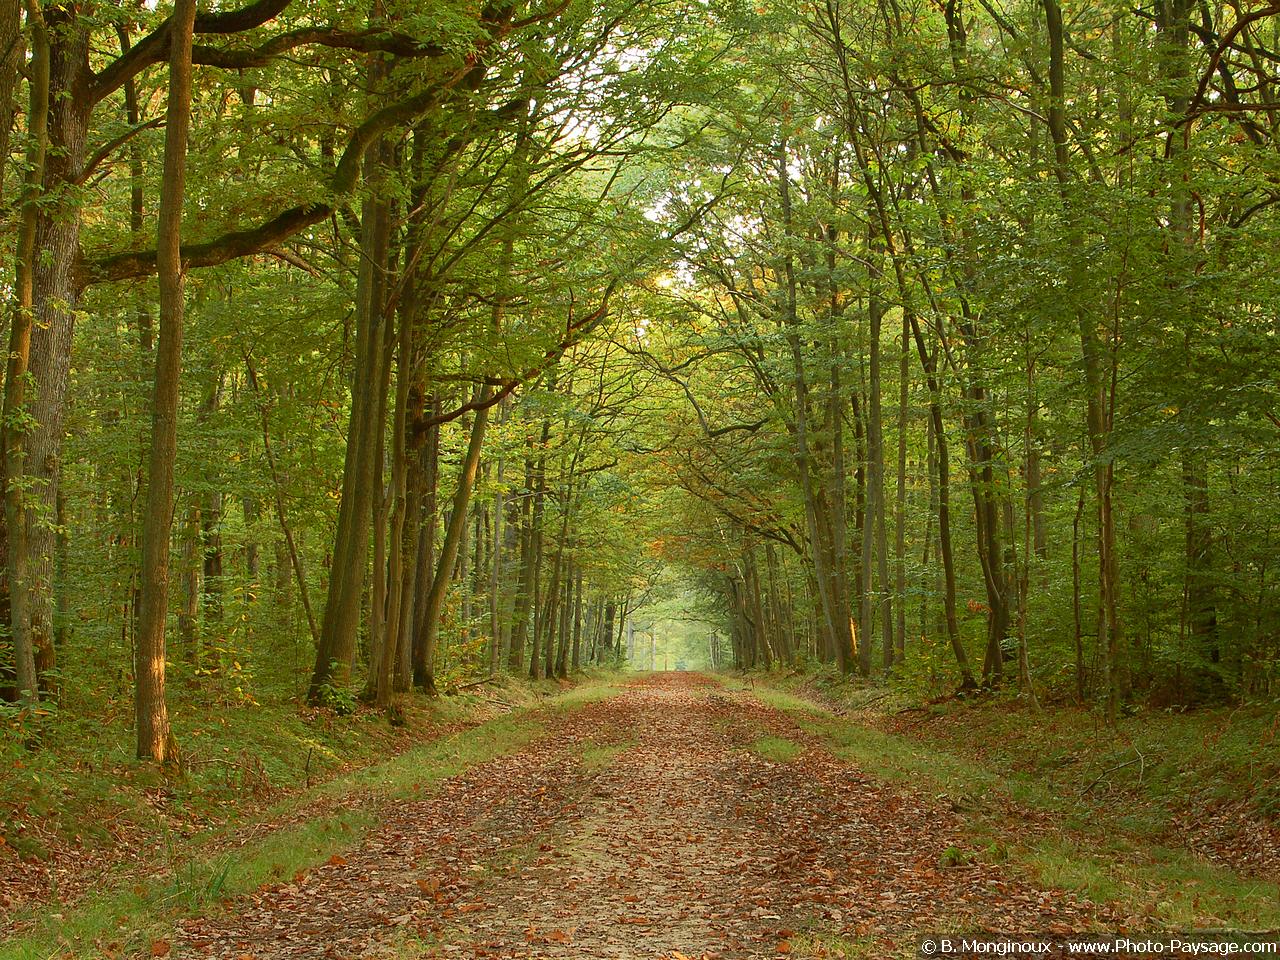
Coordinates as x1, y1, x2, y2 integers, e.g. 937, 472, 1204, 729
376, 301, 414, 707
394, 366, 425, 693
0, 0, 32, 694
3, 0, 49, 705
1045, 0, 1123, 719
508, 455, 534, 671
599, 600, 615, 664
765, 542, 792, 665
894, 307, 910, 663
0, 0, 21, 209
412, 395, 440, 688
865, 218, 894, 672
487, 403, 507, 678
555, 563, 571, 679
541, 536, 563, 680
1072, 483, 1087, 703
1026, 409, 1047, 568
526, 386, 553, 680
776, 138, 854, 673
135, 0, 197, 762
309, 148, 391, 702
571, 565, 583, 672
456, 479, 472, 643
419, 386, 494, 695
745, 543, 773, 668
1159, 0, 1218, 697
363, 330, 394, 702
1018, 351, 1041, 711
911, 313, 977, 691
16, 15, 92, 696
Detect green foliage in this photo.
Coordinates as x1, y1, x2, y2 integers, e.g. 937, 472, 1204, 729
313, 676, 358, 716
1, 0, 1278, 944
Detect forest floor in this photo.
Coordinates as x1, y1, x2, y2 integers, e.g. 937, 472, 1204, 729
162, 671, 1113, 959
0, 672, 622, 960
6, 672, 1278, 960
733, 671, 1280, 933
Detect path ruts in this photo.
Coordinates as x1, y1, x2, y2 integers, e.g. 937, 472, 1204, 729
177, 674, 1099, 959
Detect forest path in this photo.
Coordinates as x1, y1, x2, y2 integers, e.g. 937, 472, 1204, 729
177, 674, 1100, 959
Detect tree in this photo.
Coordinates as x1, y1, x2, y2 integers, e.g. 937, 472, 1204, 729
134, 0, 198, 762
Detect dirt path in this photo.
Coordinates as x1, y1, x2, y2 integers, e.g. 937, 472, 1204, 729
178, 674, 1100, 959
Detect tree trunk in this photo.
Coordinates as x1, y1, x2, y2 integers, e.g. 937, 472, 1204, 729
0, 0, 21, 209
363, 328, 394, 702
526, 393, 553, 680
571, 566, 583, 672
776, 139, 854, 674
910, 312, 977, 691
508, 456, 534, 671
487, 403, 508, 678
6, 9, 91, 705
2, 1, 49, 705
1044, 0, 1123, 719
600, 600, 615, 664
412, 395, 440, 688
395, 369, 425, 693
376, 300, 414, 707
894, 306, 910, 663
135, 0, 197, 762
419, 386, 494, 695
865, 217, 894, 672
555, 565, 571, 679
309, 150, 391, 702
541, 536, 563, 680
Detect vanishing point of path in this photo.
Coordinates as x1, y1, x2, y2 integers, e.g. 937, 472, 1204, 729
178, 675, 1100, 959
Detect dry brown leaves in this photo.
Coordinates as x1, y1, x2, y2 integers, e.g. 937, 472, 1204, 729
169, 675, 1114, 959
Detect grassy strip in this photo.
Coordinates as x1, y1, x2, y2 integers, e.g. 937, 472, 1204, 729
0, 672, 628, 960
728, 677, 1280, 931
749, 734, 804, 763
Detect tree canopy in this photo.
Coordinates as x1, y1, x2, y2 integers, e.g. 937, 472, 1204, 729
0, 0, 1277, 755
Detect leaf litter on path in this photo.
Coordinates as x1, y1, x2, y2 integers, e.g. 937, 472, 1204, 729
178, 674, 1109, 959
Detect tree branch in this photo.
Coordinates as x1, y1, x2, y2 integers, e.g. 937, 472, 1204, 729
77, 117, 165, 186
1186, 1, 1280, 121
186, 28, 446, 72
83, 62, 485, 286
92, 0, 293, 104
414, 289, 616, 434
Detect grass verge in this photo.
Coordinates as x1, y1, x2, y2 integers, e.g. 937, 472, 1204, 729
749, 734, 804, 762
725, 673, 1280, 930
